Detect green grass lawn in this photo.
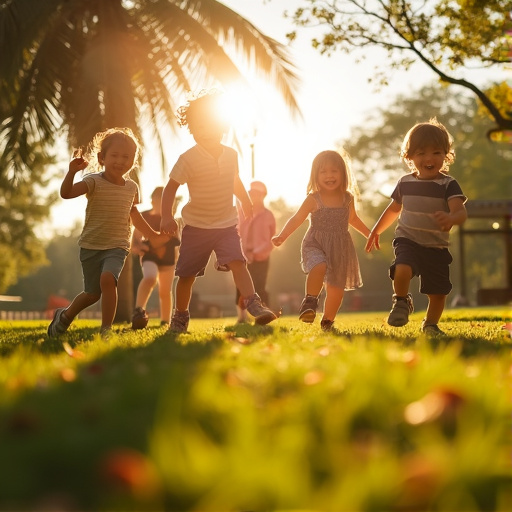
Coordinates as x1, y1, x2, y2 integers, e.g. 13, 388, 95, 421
0, 307, 511, 511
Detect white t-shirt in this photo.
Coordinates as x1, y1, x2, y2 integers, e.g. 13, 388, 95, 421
169, 144, 239, 229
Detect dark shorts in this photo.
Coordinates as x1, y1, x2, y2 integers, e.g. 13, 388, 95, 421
175, 225, 245, 278
80, 247, 129, 295
389, 237, 453, 295
141, 237, 180, 267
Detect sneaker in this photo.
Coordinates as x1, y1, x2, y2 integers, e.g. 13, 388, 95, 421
321, 319, 334, 332
387, 294, 414, 327
131, 307, 149, 330
421, 321, 446, 336
169, 310, 190, 333
299, 294, 318, 323
100, 327, 113, 340
244, 294, 277, 325
47, 308, 71, 337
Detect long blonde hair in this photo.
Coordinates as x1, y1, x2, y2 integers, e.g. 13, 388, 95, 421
307, 149, 360, 201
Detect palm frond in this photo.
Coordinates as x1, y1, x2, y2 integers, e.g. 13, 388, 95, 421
1, 0, 301, 180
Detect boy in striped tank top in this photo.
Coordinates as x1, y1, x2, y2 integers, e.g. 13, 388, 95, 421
365, 118, 467, 335
160, 90, 277, 332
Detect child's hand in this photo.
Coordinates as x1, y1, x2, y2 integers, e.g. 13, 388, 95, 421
365, 231, 380, 252
69, 148, 88, 174
433, 211, 453, 232
272, 235, 284, 247
160, 217, 179, 236
149, 232, 172, 250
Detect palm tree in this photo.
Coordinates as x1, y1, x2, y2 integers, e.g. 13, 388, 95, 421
0, 0, 300, 321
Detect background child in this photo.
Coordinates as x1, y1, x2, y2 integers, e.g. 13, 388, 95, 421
272, 149, 370, 331
131, 186, 181, 328
160, 90, 277, 332
236, 180, 276, 323
365, 118, 467, 335
47, 128, 168, 337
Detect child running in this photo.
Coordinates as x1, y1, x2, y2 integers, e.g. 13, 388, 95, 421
272, 150, 370, 331
131, 186, 181, 328
47, 128, 168, 338
160, 90, 277, 332
365, 118, 467, 335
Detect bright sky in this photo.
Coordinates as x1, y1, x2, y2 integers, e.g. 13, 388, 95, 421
47, 0, 493, 233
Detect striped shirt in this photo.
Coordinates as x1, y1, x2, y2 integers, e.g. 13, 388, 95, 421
391, 173, 466, 248
78, 173, 140, 251
169, 144, 239, 229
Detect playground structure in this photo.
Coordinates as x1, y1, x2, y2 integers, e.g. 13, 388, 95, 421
458, 199, 512, 305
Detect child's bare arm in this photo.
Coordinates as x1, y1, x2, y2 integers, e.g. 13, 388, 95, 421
234, 175, 253, 219
348, 201, 371, 238
160, 179, 180, 235
365, 200, 401, 252
433, 197, 467, 231
131, 208, 157, 238
60, 153, 89, 199
130, 226, 147, 256
272, 195, 314, 247
130, 208, 170, 249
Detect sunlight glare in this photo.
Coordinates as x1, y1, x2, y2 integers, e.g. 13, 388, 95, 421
221, 82, 259, 139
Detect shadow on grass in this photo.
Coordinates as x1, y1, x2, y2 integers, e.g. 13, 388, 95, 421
317, 326, 512, 358
0, 327, 223, 511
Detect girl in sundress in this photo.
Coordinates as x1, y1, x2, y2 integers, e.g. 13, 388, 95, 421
272, 150, 370, 331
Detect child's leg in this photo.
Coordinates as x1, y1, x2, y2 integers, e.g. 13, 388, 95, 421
64, 291, 101, 321
135, 261, 158, 310
47, 290, 100, 337
322, 283, 344, 322
229, 260, 276, 324
305, 262, 326, 296
298, 264, 326, 323
229, 260, 255, 297
169, 275, 194, 333
175, 276, 196, 312
425, 294, 446, 325
249, 260, 270, 305
392, 263, 412, 296
100, 271, 118, 331
158, 265, 175, 323
388, 263, 414, 327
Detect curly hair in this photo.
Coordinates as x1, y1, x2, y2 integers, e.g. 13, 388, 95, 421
400, 117, 455, 172
83, 127, 141, 174
175, 88, 228, 135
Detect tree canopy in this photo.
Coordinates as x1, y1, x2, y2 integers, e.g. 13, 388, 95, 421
287, 0, 512, 137
0, 0, 302, 313
0, 148, 55, 292
344, 83, 511, 203
0, 0, 301, 178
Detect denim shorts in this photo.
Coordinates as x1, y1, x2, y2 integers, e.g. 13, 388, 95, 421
175, 225, 245, 277
80, 247, 129, 295
389, 237, 453, 295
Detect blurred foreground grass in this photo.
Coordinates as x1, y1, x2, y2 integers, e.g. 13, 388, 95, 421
0, 307, 511, 511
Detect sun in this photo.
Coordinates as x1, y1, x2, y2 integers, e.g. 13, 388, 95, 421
219, 82, 260, 138
219, 80, 310, 208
